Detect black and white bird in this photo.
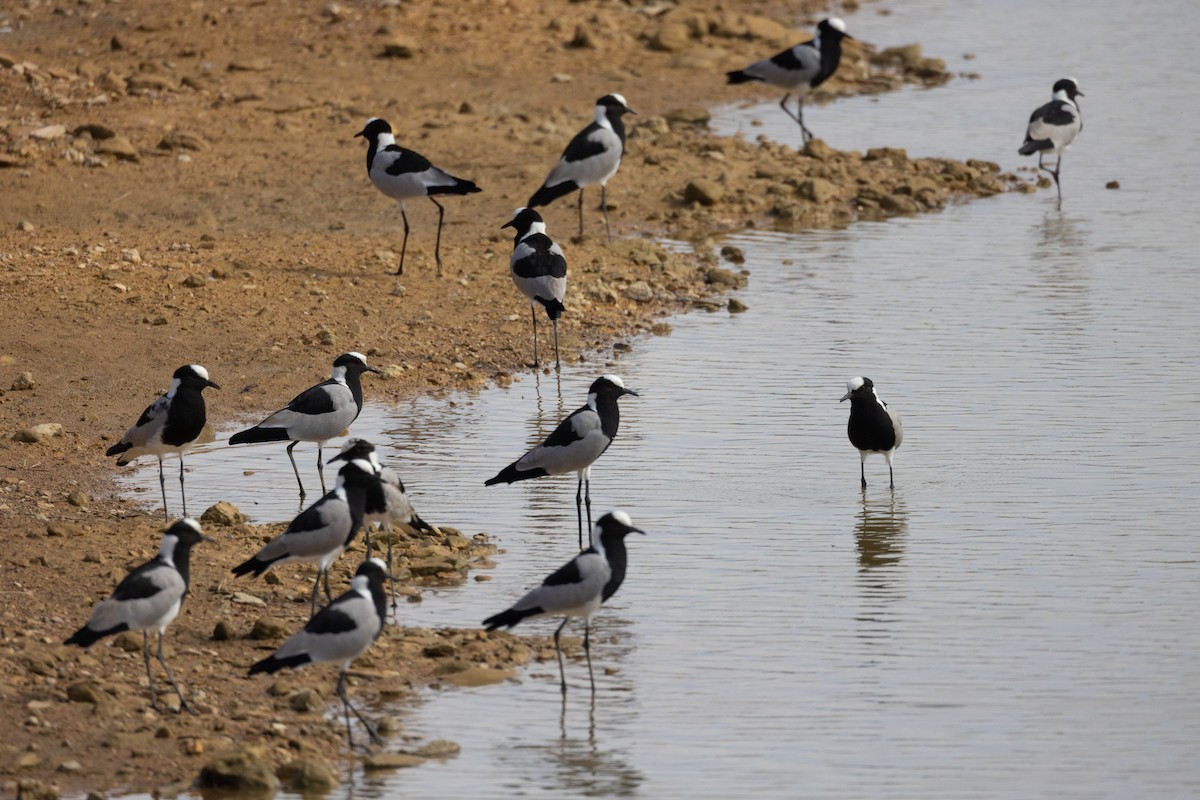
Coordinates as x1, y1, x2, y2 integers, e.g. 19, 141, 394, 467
502, 206, 568, 370
228, 352, 380, 500
726, 17, 852, 145
249, 558, 389, 747
1018, 77, 1084, 209
65, 518, 208, 713
485, 374, 637, 549
355, 117, 482, 277
841, 377, 904, 489
106, 364, 220, 521
231, 457, 379, 617
483, 511, 644, 695
328, 439, 438, 607
527, 93, 636, 242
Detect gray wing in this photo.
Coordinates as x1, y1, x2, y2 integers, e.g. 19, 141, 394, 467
258, 383, 358, 442
515, 410, 611, 475
887, 405, 903, 450
256, 496, 354, 565
272, 593, 381, 667
512, 551, 609, 617
743, 43, 820, 89
87, 564, 185, 634
114, 394, 171, 461
544, 127, 623, 188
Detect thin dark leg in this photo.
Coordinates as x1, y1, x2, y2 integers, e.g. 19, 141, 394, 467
552, 318, 560, 371
600, 184, 612, 243
584, 477, 593, 543
395, 204, 409, 276
157, 457, 168, 522
309, 571, 321, 618
385, 522, 398, 613
797, 97, 813, 144
316, 445, 326, 495
156, 631, 194, 714
575, 475, 584, 550
1053, 155, 1064, 209
554, 618, 569, 696
576, 188, 585, 237
323, 568, 334, 604
178, 456, 188, 518
860, 458, 867, 489
337, 669, 383, 747
286, 440, 306, 499
530, 304, 540, 368
430, 197, 445, 277
584, 621, 595, 694
888, 460, 895, 490
142, 631, 160, 711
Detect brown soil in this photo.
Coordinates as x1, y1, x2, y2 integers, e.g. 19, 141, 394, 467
0, 0, 1028, 795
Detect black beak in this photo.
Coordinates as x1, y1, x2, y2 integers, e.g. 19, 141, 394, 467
501, 219, 515, 230
206, 380, 222, 390
623, 388, 640, 397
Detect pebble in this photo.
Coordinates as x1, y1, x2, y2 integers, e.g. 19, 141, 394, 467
17, 221, 35, 232
683, 179, 723, 206
197, 750, 280, 793
211, 621, 235, 641
381, 35, 419, 58
67, 681, 105, 704
250, 616, 289, 640
95, 135, 139, 161
12, 423, 63, 444
727, 298, 748, 313
11, 372, 35, 390
1106, 180, 1120, 190
276, 759, 338, 791
31, 125, 67, 141
413, 739, 460, 758
200, 501, 244, 526
362, 753, 425, 771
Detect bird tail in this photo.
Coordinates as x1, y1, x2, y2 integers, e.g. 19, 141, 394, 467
429, 177, 482, 197
105, 441, 132, 459
228, 426, 291, 445
231, 555, 273, 578
528, 181, 579, 209
726, 70, 758, 85
484, 462, 548, 486
65, 624, 123, 648
535, 296, 565, 320
248, 652, 311, 676
410, 513, 437, 535
482, 606, 540, 631
1018, 139, 1050, 156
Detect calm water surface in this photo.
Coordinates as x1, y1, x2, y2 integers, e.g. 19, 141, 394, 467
124, 1, 1199, 797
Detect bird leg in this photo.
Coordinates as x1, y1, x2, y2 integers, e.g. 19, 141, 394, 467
337, 670, 382, 747
552, 318, 561, 371
157, 457, 169, 522
157, 631, 195, 714
576, 188, 585, 238
430, 197, 445, 277
309, 571, 321, 619
396, 204, 410, 276
286, 440, 306, 499
530, 305, 540, 368
779, 93, 814, 145
600, 184, 612, 243
886, 453, 896, 490
384, 521, 398, 614
178, 456, 188, 519
584, 622, 595, 695
323, 568, 334, 605
316, 445, 327, 495
554, 618, 570, 696
860, 454, 867, 490
584, 477, 593, 545
575, 475, 584, 550
142, 631, 160, 711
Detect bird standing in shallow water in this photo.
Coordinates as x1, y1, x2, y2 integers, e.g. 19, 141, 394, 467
485, 375, 638, 549
65, 518, 208, 713
484, 511, 644, 695
106, 364, 220, 521
841, 376, 903, 489
726, 17, 852, 146
503, 206, 568, 370
528, 94, 636, 242
249, 558, 389, 748
1018, 77, 1084, 209
228, 352, 379, 500
356, 117, 481, 276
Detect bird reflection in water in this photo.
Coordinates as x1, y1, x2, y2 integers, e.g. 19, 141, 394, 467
547, 679, 644, 797
855, 493, 908, 578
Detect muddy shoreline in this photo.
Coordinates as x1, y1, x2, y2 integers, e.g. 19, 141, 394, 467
0, 0, 1032, 794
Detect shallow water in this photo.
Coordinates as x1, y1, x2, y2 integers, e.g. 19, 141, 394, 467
122, 1, 1200, 797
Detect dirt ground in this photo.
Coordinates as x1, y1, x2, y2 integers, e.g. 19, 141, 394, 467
0, 0, 1029, 795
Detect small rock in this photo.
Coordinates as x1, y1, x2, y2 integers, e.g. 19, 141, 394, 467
227, 59, 271, 72
67, 491, 88, 507
727, 298, 748, 314
12, 372, 35, 390
439, 665, 514, 687
113, 631, 143, 652
277, 759, 338, 792
1106, 180, 1120, 190
121, 248, 141, 264
58, 761, 83, 774
362, 753, 425, 771
624, 281, 654, 302
381, 35, 419, 58
73, 124, 116, 140
230, 592, 266, 606
249, 617, 289, 640
201, 501, 244, 526
18, 220, 35, 232
159, 130, 208, 151
67, 681, 106, 704
95, 135, 139, 161
197, 750, 280, 793
663, 107, 711, 129
683, 178, 723, 206
16, 753, 43, 770
13, 423, 63, 443
650, 22, 690, 52
703, 266, 740, 287
567, 23, 596, 49
720, 245, 745, 265
211, 621, 235, 641
17, 781, 57, 800
31, 125, 67, 141
802, 138, 835, 161
181, 274, 206, 288
316, 328, 336, 346
414, 739, 460, 758
798, 178, 837, 204
288, 688, 321, 712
